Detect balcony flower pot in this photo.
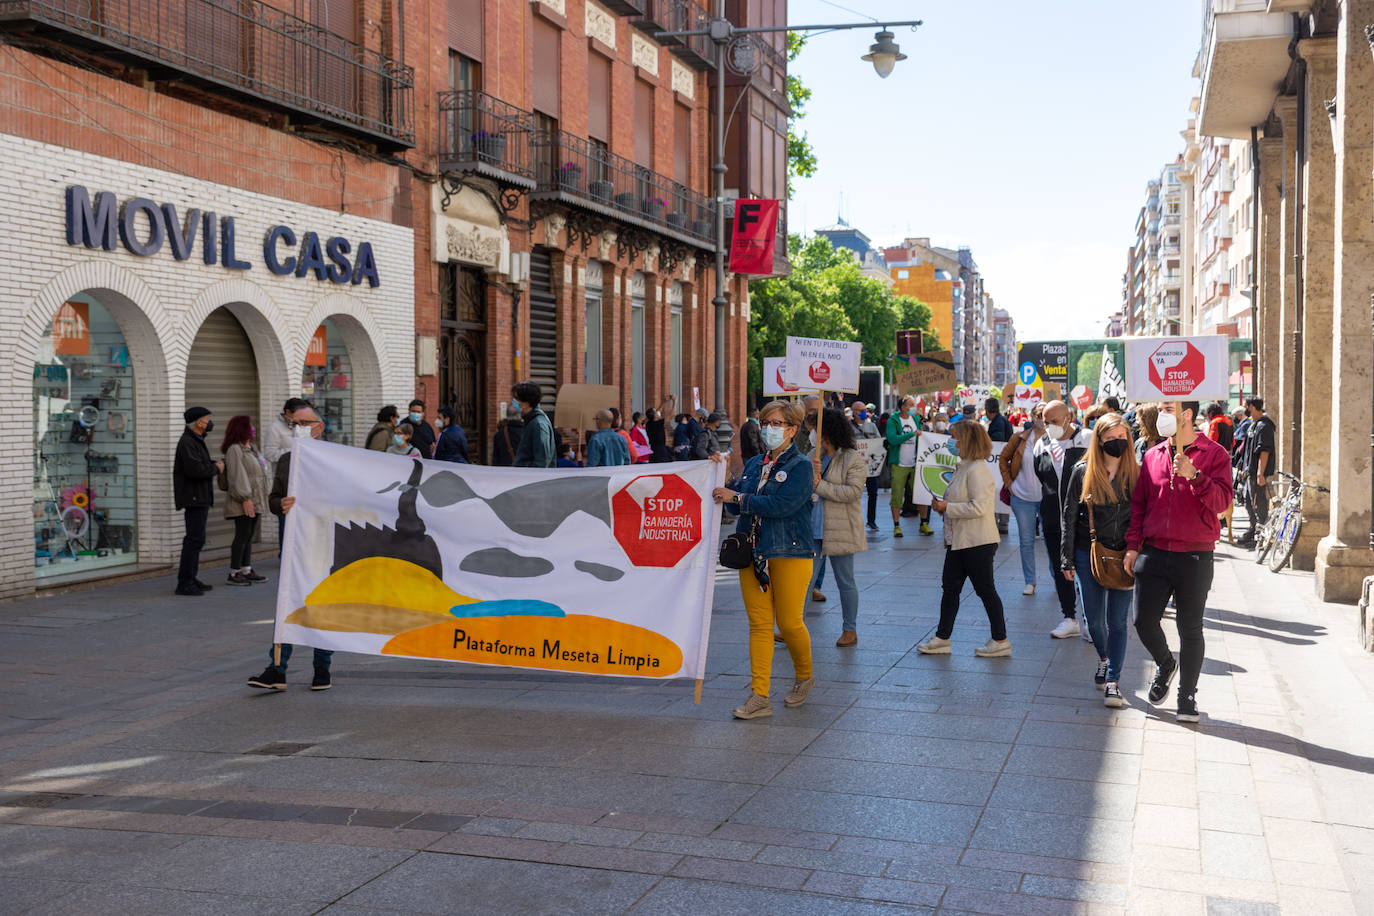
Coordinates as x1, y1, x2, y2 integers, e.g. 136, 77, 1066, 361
691, 219, 714, 238
665, 211, 687, 229
559, 164, 582, 191
472, 132, 507, 163
589, 180, 614, 202
642, 198, 667, 220
615, 192, 640, 211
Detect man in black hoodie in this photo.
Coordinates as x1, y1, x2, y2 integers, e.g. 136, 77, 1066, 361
173, 407, 223, 596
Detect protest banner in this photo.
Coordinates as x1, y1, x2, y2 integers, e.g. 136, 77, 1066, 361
1013, 383, 1043, 409
554, 384, 620, 432
1124, 335, 1230, 400
762, 356, 818, 396
728, 199, 779, 274
856, 437, 886, 477
894, 349, 956, 395
786, 336, 862, 393
1098, 345, 1127, 404
957, 385, 997, 406
905, 432, 1010, 515
275, 440, 726, 695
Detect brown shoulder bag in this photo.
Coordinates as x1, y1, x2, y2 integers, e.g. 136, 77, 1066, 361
1086, 496, 1134, 591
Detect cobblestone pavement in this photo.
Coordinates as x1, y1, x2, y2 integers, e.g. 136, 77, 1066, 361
1, 514, 1372, 915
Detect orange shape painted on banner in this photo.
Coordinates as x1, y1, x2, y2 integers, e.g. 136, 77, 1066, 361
611, 475, 702, 567
382, 613, 684, 677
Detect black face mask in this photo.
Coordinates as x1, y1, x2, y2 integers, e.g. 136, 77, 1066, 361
203, 419, 214, 434
1102, 438, 1130, 458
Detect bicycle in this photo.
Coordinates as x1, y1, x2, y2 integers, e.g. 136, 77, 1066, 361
1253, 470, 1329, 572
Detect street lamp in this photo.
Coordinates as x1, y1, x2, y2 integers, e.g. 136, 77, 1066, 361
657, 7, 922, 446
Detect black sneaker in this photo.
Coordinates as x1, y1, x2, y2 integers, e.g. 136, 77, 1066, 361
174, 583, 205, 596
193, 579, 214, 591
1094, 659, 1108, 689
242, 570, 268, 583
867, 521, 879, 531
310, 668, 332, 691
1176, 693, 1200, 723
1103, 683, 1124, 708
226, 572, 252, 587
1147, 658, 1178, 705
247, 666, 286, 690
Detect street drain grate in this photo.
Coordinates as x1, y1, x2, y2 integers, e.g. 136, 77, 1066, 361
245, 742, 314, 756
9, 792, 82, 808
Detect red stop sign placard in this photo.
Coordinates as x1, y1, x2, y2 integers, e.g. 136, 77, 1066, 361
612, 475, 702, 567
1070, 384, 1093, 410
808, 360, 831, 384
1148, 341, 1206, 396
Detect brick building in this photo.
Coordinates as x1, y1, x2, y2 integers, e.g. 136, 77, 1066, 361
0, 0, 787, 597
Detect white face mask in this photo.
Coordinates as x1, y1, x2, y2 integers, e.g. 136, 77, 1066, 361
809, 429, 817, 447
760, 425, 787, 450
1045, 424, 1065, 440
293, 424, 313, 439
1155, 412, 1178, 438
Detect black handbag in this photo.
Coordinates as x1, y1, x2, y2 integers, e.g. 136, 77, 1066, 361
719, 525, 755, 569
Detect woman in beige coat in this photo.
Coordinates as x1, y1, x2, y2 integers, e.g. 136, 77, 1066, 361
918, 420, 1009, 657
812, 408, 868, 647
221, 414, 271, 587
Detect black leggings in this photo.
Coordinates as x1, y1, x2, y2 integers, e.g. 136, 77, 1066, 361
1133, 546, 1213, 697
938, 543, 1006, 640
1040, 501, 1079, 618
865, 476, 879, 525
230, 515, 258, 569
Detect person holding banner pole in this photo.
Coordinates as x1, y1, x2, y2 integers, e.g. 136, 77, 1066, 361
247, 406, 335, 692
812, 408, 867, 647
850, 399, 882, 531
713, 400, 815, 720
917, 421, 1010, 657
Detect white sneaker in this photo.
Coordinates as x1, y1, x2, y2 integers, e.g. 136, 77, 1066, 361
974, 638, 1012, 658
1022, 584, 1036, 596
917, 636, 951, 654
1050, 618, 1080, 639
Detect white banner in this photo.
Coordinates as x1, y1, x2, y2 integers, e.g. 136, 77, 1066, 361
1098, 345, 1127, 404
275, 440, 726, 681
1012, 383, 1043, 409
762, 356, 818, 396
786, 336, 862, 393
856, 437, 886, 478
1124, 335, 1230, 400
908, 432, 1010, 515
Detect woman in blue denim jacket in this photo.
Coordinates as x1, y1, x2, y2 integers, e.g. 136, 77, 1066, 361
713, 399, 815, 720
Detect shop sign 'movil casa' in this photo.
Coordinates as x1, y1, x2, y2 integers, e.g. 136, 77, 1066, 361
64, 185, 381, 288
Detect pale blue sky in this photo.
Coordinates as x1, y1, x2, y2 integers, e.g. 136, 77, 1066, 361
786, 0, 1203, 342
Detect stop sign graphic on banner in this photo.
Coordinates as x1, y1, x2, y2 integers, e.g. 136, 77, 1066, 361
1148, 341, 1206, 396
808, 360, 831, 384
612, 475, 702, 567
775, 363, 798, 393
1070, 385, 1093, 410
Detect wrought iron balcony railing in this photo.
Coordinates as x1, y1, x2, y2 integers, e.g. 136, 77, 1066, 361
633, 0, 713, 70
531, 129, 716, 248
436, 90, 535, 188
600, 0, 648, 15
0, 0, 414, 148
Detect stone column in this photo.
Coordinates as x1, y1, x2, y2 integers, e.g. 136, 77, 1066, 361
1316, 4, 1374, 601
1255, 134, 1284, 401
1292, 37, 1338, 571
1273, 95, 1300, 476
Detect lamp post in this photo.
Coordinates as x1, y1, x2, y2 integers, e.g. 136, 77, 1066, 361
657, 7, 921, 446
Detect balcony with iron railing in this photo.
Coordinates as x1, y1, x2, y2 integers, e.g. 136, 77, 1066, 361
436, 90, 536, 188
0, 0, 415, 148
530, 129, 717, 249
632, 0, 713, 70
600, 0, 649, 15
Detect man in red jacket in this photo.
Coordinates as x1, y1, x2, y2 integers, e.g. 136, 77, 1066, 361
1124, 400, 1233, 724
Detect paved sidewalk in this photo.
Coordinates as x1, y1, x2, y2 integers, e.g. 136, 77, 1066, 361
1, 515, 1372, 914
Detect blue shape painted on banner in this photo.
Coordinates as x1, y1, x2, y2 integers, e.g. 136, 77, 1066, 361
449, 600, 566, 619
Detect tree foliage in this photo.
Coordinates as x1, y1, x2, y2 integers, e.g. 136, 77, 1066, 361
746, 236, 940, 396
785, 32, 817, 197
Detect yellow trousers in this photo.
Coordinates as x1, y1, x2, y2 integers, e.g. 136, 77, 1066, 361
740, 558, 814, 697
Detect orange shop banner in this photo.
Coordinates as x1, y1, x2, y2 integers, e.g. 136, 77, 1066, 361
53, 301, 90, 355
275, 440, 727, 685
305, 325, 328, 366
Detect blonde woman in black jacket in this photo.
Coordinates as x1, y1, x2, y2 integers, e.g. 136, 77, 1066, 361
1061, 413, 1138, 708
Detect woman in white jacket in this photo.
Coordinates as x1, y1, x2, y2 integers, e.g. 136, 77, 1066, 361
918, 420, 1010, 657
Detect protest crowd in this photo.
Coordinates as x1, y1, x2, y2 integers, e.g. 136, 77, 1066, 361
172, 377, 1243, 724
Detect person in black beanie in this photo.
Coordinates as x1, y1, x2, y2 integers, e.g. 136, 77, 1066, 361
174, 406, 223, 596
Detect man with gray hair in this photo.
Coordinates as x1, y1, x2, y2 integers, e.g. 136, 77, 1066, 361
586, 409, 631, 467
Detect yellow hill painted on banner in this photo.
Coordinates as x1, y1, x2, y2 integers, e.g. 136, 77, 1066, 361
382, 614, 684, 678
303, 557, 477, 614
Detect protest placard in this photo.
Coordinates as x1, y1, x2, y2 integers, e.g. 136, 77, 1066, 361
786, 336, 862, 394
907, 432, 1010, 516
894, 349, 956, 395
762, 356, 818, 396
1124, 335, 1230, 400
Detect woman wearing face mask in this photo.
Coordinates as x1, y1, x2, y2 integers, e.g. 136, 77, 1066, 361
1133, 403, 1163, 461
918, 420, 1009, 657
999, 405, 1045, 596
387, 421, 421, 457
811, 408, 868, 646
713, 400, 815, 720
221, 414, 270, 587
1061, 413, 1139, 707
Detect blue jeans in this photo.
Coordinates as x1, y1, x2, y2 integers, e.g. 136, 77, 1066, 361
829, 553, 859, 631
1074, 548, 1131, 682
810, 539, 827, 590
271, 643, 334, 673
1009, 496, 1041, 587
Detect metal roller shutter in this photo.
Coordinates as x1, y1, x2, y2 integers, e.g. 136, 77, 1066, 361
528, 248, 559, 411
448, 0, 483, 61
185, 307, 260, 552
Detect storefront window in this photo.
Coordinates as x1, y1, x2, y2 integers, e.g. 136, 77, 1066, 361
32, 295, 137, 578
301, 318, 354, 445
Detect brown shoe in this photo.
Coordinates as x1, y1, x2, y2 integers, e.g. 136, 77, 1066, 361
773, 632, 785, 643
811, 589, 826, 602
835, 630, 858, 647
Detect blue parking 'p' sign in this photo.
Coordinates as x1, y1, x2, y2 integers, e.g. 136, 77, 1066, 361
1019, 362, 1037, 385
